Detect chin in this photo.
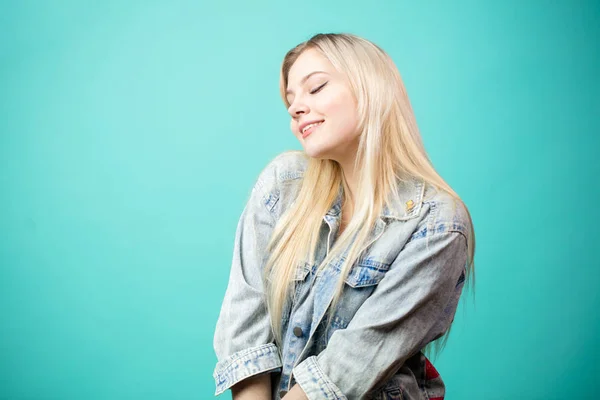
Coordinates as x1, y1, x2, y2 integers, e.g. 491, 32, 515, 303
302, 146, 333, 160
300, 132, 336, 159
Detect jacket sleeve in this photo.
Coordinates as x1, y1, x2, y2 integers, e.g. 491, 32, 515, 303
292, 228, 469, 399
212, 162, 282, 396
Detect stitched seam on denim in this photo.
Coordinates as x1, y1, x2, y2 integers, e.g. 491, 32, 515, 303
215, 364, 282, 396
445, 228, 469, 246
214, 347, 281, 396
279, 170, 304, 181
357, 257, 391, 270
344, 257, 391, 287
215, 363, 282, 396
310, 356, 345, 398
216, 343, 277, 373
344, 271, 386, 287
407, 230, 469, 250
253, 171, 279, 221
214, 343, 280, 378
263, 190, 280, 213
409, 199, 469, 241
411, 221, 469, 238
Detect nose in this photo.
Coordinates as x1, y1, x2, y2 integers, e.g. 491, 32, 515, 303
288, 99, 309, 118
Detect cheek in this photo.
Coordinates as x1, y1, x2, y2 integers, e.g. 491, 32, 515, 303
320, 95, 358, 136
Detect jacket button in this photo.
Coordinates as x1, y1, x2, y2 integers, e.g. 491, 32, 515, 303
279, 390, 288, 397
293, 326, 303, 337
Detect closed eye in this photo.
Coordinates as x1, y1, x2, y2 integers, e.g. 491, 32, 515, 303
310, 82, 328, 94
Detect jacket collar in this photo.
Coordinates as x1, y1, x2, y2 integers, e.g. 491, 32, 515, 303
325, 176, 425, 221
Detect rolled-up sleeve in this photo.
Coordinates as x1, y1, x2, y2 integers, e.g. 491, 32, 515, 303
292, 230, 469, 399
212, 164, 282, 396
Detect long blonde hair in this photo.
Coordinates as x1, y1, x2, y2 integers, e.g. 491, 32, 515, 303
263, 33, 476, 360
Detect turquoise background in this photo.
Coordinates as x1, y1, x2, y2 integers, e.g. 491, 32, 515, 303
1, 1, 598, 398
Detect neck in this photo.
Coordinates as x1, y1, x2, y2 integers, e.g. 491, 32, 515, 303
339, 160, 357, 214
334, 137, 360, 210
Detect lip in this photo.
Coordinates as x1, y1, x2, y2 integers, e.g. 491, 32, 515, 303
301, 123, 322, 139
298, 119, 325, 136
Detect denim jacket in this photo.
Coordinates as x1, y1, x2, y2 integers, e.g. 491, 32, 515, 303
213, 151, 471, 400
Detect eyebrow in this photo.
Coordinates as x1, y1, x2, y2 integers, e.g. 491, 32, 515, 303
286, 71, 328, 96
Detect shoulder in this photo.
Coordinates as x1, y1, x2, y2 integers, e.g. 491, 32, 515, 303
251, 150, 308, 215
268, 150, 308, 181
410, 181, 472, 243
254, 150, 307, 192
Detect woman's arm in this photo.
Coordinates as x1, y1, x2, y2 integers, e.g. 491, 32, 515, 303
282, 383, 309, 400
231, 373, 272, 400
291, 229, 470, 399
213, 157, 285, 396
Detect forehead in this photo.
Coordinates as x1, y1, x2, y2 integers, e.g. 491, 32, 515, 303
287, 48, 335, 85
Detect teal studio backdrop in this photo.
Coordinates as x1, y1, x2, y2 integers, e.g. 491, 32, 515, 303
1, 1, 598, 399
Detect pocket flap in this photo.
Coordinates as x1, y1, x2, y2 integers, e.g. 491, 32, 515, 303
344, 257, 391, 288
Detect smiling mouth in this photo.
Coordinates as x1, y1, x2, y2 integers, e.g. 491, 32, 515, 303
301, 121, 324, 138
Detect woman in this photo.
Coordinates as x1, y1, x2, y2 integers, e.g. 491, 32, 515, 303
213, 33, 476, 400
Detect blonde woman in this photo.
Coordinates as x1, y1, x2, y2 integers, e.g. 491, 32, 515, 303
213, 33, 476, 400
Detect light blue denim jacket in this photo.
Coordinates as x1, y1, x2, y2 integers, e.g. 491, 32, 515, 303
213, 151, 471, 400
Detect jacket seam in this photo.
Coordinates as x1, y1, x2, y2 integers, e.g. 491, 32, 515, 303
214, 343, 280, 379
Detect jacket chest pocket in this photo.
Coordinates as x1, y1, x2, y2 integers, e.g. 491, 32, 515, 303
330, 257, 391, 328
343, 257, 391, 288
293, 257, 391, 288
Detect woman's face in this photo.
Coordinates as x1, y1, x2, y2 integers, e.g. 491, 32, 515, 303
285, 48, 360, 162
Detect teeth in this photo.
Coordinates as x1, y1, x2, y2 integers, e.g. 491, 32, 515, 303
302, 121, 323, 133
